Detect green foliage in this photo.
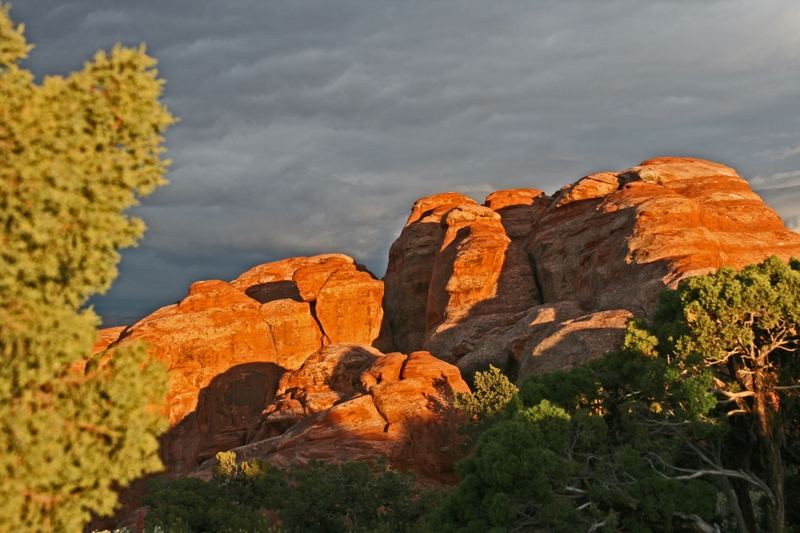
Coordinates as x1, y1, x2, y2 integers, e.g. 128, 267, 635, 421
653, 256, 800, 369
651, 256, 800, 532
146, 453, 286, 532
0, 4, 30, 66
0, 6, 172, 530
454, 365, 519, 444
454, 365, 519, 421
281, 461, 427, 533
436, 256, 800, 532
436, 376, 719, 532
144, 477, 267, 533
212, 452, 287, 512
146, 457, 431, 533
214, 450, 239, 479
432, 401, 586, 532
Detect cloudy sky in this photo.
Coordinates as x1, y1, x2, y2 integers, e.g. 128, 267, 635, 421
12, 0, 800, 325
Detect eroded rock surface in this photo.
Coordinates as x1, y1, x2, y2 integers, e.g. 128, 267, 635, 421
423, 203, 539, 360
484, 188, 547, 239
107, 254, 383, 472
227, 344, 470, 482
526, 157, 800, 316
383, 193, 477, 353
381, 157, 800, 380
101, 156, 800, 492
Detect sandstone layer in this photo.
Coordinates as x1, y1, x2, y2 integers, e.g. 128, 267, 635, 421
98, 254, 384, 472
382, 157, 800, 379
94, 156, 800, 487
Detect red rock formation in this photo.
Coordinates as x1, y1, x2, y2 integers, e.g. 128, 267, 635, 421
103, 156, 800, 496
423, 203, 539, 360
457, 302, 633, 377
526, 157, 800, 316
70, 325, 127, 375
383, 193, 477, 353
108, 254, 383, 472
120, 279, 320, 430
93, 325, 127, 354
227, 344, 470, 482
382, 157, 800, 381
231, 253, 384, 346
484, 188, 548, 239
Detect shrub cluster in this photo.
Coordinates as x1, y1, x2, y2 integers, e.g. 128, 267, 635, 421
145, 454, 436, 533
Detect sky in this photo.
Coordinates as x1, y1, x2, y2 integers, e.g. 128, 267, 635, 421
11, 0, 800, 325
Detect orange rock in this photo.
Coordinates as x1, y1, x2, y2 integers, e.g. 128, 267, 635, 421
316, 269, 384, 344
382, 156, 800, 379
424, 204, 540, 360
457, 302, 633, 380
232, 253, 384, 345
484, 188, 548, 239
552, 172, 619, 207
113, 156, 800, 492
383, 193, 477, 353
92, 325, 126, 354
229, 344, 470, 482
111, 255, 383, 472
70, 325, 127, 375
526, 157, 800, 315
404, 192, 477, 227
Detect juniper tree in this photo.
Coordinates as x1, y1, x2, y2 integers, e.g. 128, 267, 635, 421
435, 256, 800, 532
653, 256, 800, 533
0, 6, 173, 530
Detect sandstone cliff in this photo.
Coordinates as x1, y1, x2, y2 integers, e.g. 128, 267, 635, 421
383, 156, 800, 378
94, 156, 800, 482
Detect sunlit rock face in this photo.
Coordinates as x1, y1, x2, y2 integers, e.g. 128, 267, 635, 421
382, 157, 800, 380
93, 156, 800, 485
97, 254, 384, 472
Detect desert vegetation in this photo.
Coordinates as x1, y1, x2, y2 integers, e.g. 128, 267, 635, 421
0, 6, 172, 530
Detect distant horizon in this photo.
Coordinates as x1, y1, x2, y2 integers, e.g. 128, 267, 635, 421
13, 1, 800, 325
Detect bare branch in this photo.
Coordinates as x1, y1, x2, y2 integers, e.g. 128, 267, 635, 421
587, 520, 607, 532
674, 513, 721, 533
644, 453, 775, 503
714, 389, 754, 400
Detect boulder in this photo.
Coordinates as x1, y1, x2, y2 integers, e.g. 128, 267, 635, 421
229, 344, 470, 482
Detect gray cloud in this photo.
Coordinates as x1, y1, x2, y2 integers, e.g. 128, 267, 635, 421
11, 0, 800, 324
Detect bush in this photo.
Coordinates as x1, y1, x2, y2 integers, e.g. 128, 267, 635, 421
281, 461, 427, 533
145, 455, 430, 532
144, 477, 267, 533
0, 6, 173, 530
456, 366, 518, 419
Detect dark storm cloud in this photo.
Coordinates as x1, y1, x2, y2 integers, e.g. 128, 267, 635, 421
10, 0, 800, 324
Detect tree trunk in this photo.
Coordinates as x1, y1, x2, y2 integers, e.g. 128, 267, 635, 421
753, 384, 785, 532
729, 478, 757, 533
